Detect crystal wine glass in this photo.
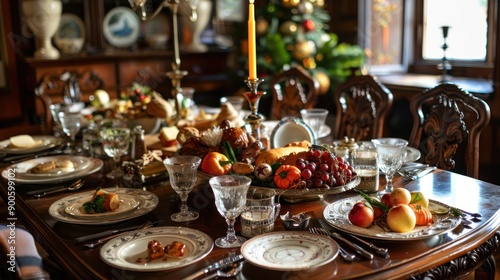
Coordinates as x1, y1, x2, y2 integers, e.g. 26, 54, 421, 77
163, 156, 201, 222
372, 138, 408, 195
57, 111, 81, 153
209, 175, 251, 248
101, 127, 131, 180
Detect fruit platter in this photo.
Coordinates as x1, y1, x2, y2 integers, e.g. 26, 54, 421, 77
323, 188, 462, 240
173, 120, 360, 198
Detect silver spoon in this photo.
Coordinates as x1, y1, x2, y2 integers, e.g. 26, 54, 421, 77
200, 261, 244, 280
34, 179, 84, 198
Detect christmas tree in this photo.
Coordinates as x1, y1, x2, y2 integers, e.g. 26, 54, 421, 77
236, 0, 365, 96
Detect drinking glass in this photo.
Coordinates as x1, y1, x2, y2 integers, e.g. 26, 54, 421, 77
163, 156, 201, 222
101, 128, 131, 180
209, 175, 251, 248
372, 138, 408, 194
300, 108, 328, 140
57, 111, 81, 153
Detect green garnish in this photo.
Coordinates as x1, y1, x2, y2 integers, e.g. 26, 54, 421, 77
83, 195, 106, 213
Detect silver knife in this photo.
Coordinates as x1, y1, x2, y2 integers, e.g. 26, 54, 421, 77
411, 166, 437, 180
182, 253, 244, 280
75, 220, 162, 243
327, 231, 374, 260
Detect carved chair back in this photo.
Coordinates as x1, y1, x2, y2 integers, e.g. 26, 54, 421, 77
269, 66, 319, 120
408, 83, 490, 178
332, 74, 393, 141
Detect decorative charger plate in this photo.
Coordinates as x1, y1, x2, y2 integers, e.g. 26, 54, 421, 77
2, 157, 103, 184
100, 226, 213, 272
270, 118, 316, 148
64, 194, 143, 219
103, 7, 140, 48
0, 136, 62, 154
323, 196, 461, 240
241, 231, 339, 271
49, 188, 158, 225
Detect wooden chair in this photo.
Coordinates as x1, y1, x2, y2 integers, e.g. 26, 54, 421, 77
408, 83, 490, 179
332, 74, 393, 141
269, 66, 319, 120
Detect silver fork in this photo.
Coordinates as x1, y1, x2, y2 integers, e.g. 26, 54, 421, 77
309, 228, 356, 262
84, 221, 153, 248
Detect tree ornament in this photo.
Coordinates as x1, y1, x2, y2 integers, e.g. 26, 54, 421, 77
315, 70, 331, 95
282, 0, 300, 9
279, 21, 298, 36
302, 57, 317, 69
310, 0, 325, 7
304, 19, 315, 32
298, 1, 314, 14
256, 18, 269, 36
265, 4, 277, 16
293, 40, 315, 60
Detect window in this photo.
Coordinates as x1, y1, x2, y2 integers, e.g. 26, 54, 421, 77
359, 0, 495, 78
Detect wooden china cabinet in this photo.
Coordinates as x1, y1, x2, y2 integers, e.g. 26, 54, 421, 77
12, 0, 233, 128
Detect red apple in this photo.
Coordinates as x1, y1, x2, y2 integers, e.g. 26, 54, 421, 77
381, 193, 393, 208
348, 201, 374, 228
387, 204, 416, 233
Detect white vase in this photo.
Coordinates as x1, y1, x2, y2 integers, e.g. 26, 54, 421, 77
22, 0, 62, 59
181, 0, 212, 52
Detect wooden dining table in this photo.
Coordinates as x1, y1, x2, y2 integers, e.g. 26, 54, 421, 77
1, 158, 499, 280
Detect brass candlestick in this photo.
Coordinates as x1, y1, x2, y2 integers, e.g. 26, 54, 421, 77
243, 78, 265, 141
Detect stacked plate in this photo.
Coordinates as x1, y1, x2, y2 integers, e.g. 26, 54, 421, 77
0, 135, 62, 154
49, 188, 159, 225
1, 155, 103, 184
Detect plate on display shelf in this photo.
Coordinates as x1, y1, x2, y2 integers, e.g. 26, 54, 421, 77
0, 135, 62, 154
323, 196, 461, 241
100, 226, 213, 272
54, 13, 85, 54
49, 188, 158, 225
240, 231, 339, 271
103, 7, 140, 48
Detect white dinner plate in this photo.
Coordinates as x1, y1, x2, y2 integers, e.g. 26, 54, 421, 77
241, 231, 338, 271
270, 118, 316, 148
13, 156, 92, 178
49, 188, 158, 225
100, 226, 213, 272
103, 7, 140, 48
323, 196, 461, 241
64, 193, 143, 220
263, 120, 331, 139
2, 157, 103, 185
0, 136, 62, 154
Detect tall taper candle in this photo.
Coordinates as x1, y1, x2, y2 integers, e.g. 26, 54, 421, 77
248, 0, 257, 80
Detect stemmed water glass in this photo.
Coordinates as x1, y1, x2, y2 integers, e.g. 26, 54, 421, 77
209, 175, 251, 248
57, 111, 81, 153
101, 127, 131, 180
163, 156, 201, 222
372, 138, 408, 195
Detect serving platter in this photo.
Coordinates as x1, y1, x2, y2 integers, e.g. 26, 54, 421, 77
240, 231, 338, 271
323, 196, 461, 240
100, 226, 213, 272
49, 188, 158, 225
0, 136, 62, 154
2, 157, 103, 184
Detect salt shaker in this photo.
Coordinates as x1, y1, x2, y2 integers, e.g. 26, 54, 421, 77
131, 125, 147, 161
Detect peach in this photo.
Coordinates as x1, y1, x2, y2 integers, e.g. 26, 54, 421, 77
387, 204, 416, 233
390, 188, 411, 205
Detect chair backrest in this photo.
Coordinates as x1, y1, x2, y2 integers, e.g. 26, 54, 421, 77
408, 83, 490, 178
332, 74, 393, 141
269, 66, 319, 120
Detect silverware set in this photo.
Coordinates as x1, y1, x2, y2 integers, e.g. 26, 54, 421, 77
310, 227, 389, 260
398, 164, 436, 180
82, 220, 155, 249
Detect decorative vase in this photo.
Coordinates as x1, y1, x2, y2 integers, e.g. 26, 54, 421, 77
181, 0, 212, 52
22, 0, 62, 59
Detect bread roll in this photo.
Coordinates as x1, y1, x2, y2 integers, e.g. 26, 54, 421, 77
254, 146, 309, 166
9, 135, 39, 148
103, 192, 120, 212
30, 161, 56, 174
55, 159, 75, 172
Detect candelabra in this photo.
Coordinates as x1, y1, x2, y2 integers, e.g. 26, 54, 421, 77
128, 0, 198, 121
243, 78, 265, 143
438, 26, 452, 83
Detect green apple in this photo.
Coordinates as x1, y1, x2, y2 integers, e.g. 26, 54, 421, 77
90, 89, 110, 108
410, 191, 429, 208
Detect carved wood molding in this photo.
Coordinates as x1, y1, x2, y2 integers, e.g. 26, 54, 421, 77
410, 231, 500, 280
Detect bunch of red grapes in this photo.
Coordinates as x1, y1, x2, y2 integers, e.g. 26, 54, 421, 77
295, 149, 356, 188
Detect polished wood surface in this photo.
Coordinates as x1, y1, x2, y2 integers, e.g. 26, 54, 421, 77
1, 162, 499, 279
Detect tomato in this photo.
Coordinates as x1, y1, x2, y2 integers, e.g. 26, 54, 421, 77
274, 165, 301, 189
200, 152, 232, 176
